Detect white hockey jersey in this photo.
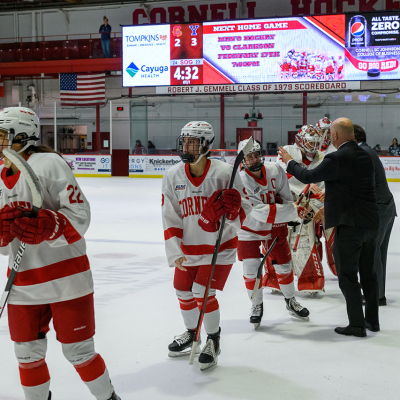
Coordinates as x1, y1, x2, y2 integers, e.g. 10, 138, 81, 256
276, 145, 325, 210
0, 152, 93, 305
238, 163, 297, 241
162, 159, 252, 268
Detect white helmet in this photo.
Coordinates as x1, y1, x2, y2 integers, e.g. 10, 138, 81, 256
315, 117, 332, 149
238, 138, 264, 172
295, 124, 322, 161
176, 121, 214, 164
0, 107, 40, 152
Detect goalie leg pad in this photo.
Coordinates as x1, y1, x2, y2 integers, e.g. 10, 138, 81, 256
289, 223, 325, 292
14, 339, 51, 400
323, 227, 337, 276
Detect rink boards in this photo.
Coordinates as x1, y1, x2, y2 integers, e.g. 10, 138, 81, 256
64, 154, 400, 181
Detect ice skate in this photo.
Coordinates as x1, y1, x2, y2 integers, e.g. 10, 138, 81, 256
199, 328, 221, 371
285, 297, 310, 321
249, 303, 263, 330
168, 329, 201, 358
108, 392, 121, 400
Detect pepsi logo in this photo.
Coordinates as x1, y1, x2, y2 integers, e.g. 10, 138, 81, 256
351, 22, 364, 37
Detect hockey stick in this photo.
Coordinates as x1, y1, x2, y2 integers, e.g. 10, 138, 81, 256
188, 137, 255, 365
0, 149, 44, 319
250, 236, 278, 300
293, 190, 311, 252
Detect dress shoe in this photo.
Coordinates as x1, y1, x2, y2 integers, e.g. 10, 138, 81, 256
379, 297, 387, 306
334, 325, 366, 337
366, 322, 380, 332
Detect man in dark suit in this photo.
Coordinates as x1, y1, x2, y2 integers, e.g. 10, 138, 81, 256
354, 125, 397, 306
278, 118, 380, 337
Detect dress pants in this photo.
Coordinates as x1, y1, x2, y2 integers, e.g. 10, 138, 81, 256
333, 225, 379, 328
375, 203, 396, 298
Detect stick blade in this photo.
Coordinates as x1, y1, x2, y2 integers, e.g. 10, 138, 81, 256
241, 136, 255, 157
2, 149, 43, 213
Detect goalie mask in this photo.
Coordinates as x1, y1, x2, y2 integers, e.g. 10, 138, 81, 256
238, 138, 264, 172
177, 121, 214, 165
295, 124, 322, 161
315, 117, 332, 150
0, 107, 40, 155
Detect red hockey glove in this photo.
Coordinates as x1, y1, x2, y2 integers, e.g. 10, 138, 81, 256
198, 190, 225, 232
222, 188, 241, 220
0, 205, 23, 245
10, 209, 66, 245
271, 223, 288, 242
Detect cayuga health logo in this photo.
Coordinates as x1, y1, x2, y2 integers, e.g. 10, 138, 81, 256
126, 62, 139, 78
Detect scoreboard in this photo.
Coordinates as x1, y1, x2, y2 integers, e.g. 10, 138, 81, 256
122, 11, 400, 88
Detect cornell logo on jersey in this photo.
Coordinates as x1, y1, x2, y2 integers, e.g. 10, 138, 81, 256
175, 184, 186, 191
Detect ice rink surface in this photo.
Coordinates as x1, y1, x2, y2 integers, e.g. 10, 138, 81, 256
0, 178, 399, 400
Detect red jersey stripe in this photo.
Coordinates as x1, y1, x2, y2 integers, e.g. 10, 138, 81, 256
266, 204, 277, 224
164, 227, 184, 240
241, 225, 271, 236
8, 255, 90, 286
63, 216, 82, 244
181, 236, 238, 256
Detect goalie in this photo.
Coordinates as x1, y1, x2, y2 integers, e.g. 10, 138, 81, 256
276, 125, 326, 294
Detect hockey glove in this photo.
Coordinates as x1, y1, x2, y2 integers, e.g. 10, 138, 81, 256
11, 209, 66, 245
222, 189, 241, 220
198, 190, 226, 232
271, 223, 288, 242
0, 205, 23, 246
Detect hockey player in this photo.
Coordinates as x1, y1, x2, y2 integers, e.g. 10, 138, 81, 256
337, 56, 344, 78
0, 107, 120, 400
279, 58, 290, 79
314, 57, 323, 80
325, 57, 335, 81
276, 125, 325, 294
237, 139, 310, 328
290, 58, 298, 79
162, 121, 251, 370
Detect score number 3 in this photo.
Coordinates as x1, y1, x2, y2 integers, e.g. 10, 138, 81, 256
67, 185, 84, 204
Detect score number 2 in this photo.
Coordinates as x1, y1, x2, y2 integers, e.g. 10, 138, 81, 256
173, 66, 199, 81
67, 185, 84, 204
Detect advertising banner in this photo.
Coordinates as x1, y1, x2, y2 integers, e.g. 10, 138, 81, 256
129, 155, 181, 176
344, 11, 400, 81
64, 155, 112, 176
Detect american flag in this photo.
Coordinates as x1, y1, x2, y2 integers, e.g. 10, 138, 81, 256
59, 72, 105, 107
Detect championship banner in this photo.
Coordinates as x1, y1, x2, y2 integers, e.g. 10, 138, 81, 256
156, 81, 360, 94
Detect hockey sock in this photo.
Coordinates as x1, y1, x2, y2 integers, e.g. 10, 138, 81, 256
63, 339, 114, 400
275, 262, 295, 299
176, 290, 199, 330
74, 354, 114, 400
19, 359, 51, 400
243, 258, 263, 305
192, 283, 221, 334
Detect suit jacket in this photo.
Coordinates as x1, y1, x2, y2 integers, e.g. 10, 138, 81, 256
359, 142, 397, 219
287, 141, 379, 230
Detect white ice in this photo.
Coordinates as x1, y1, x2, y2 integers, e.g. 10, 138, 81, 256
0, 178, 399, 400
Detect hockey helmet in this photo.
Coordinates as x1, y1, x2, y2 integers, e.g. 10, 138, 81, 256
295, 125, 322, 161
238, 138, 264, 172
177, 121, 214, 164
315, 117, 332, 149
0, 107, 40, 153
